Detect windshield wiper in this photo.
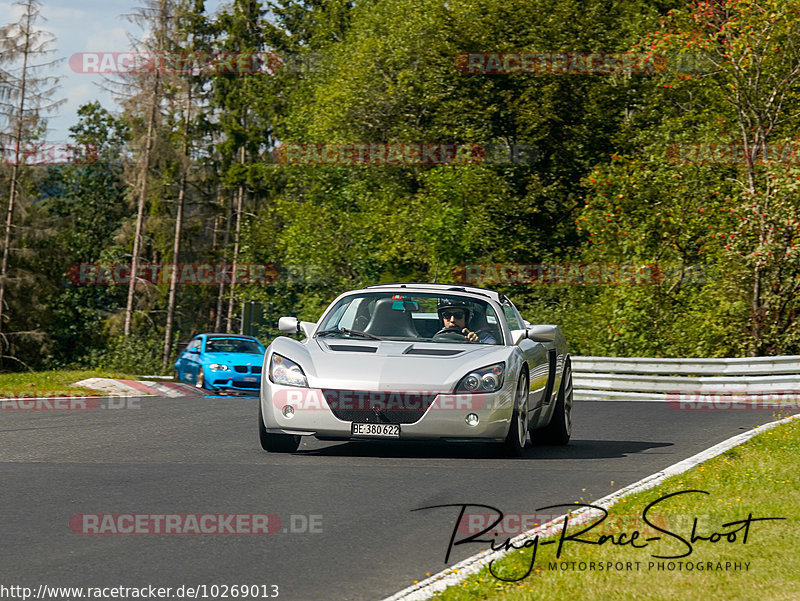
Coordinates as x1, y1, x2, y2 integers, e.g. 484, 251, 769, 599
316, 327, 383, 341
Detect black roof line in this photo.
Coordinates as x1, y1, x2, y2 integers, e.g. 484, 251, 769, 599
194, 333, 259, 339
363, 282, 492, 298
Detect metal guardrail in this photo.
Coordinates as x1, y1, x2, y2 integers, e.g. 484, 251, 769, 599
572, 355, 800, 401
573, 355, 800, 375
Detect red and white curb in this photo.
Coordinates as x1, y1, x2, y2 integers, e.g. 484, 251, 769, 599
73, 378, 203, 397
381, 412, 800, 601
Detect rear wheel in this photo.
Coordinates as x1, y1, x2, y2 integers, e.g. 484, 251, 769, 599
535, 362, 572, 445
501, 370, 530, 457
258, 403, 301, 453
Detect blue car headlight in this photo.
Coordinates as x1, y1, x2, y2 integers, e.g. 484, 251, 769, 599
456, 362, 505, 393
269, 353, 308, 387
209, 364, 230, 371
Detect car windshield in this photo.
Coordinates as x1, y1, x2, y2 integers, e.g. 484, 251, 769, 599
316, 292, 502, 344
205, 338, 262, 354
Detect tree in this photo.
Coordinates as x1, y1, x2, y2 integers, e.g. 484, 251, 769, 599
119, 0, 172, 337
255, 0, 674, 321
0, 0, 64, 368
652, 0, 800, 354
40, 102, 130, 366
211, 0, 271, 332
162, 0, 214, 368
573, 0, 800, 356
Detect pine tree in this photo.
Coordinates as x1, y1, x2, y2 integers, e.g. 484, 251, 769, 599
117, 0, 173, 337
0, 0, 64, 368
212, 0, 268, 333
162, 0, 214, 367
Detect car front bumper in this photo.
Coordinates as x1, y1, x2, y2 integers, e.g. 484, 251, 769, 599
208, 372, 261, 392
261, 382, 516, 442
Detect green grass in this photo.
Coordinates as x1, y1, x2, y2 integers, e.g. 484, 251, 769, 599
430, 416, 800, 601
0, 369, 138, 397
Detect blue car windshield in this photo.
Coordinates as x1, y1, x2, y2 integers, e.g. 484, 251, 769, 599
205, 338, 262, 354
316, 292, 503, 344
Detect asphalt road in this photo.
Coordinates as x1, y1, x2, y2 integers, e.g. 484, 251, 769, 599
1, 396, 795, 600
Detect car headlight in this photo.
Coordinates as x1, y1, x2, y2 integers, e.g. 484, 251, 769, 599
269, 353, 308, 387
456, 362, 505, 393
209, 364, 230, 371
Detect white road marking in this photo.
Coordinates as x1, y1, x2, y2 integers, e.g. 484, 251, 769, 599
381, 412, 800, 601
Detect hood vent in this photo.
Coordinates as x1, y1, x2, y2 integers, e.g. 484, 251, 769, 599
327, 344, 378, 353
404, 347, 464, 356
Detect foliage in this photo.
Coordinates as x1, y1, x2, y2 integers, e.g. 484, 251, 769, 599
572, 0, 800, 356
77, 334, 168, 375
2, 0, 800, 369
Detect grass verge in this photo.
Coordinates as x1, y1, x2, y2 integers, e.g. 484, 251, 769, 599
431, 415, 799, 601
0, 369, 138, 397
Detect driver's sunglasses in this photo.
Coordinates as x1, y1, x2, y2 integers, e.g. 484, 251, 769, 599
442, 311, 465, 320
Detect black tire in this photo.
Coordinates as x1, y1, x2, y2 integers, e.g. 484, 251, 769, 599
501, 370, 530, 457
535, 362, 572, 445
258, 403, 301, 453
173, 368, 180, 382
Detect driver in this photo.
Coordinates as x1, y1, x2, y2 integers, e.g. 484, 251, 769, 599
437, 298, 497, 344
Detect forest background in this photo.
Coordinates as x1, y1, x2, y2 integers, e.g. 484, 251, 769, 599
2, 0, 799, 374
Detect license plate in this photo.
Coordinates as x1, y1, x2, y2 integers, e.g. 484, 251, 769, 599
243, 377, 257, 382
351, 423, 400, 438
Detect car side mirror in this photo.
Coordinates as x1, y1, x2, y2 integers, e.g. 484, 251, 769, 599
188, 347, 200, 354
510, 325, 557, 344
278, 316, 316, 339
278, 316, 300, 334
526, 324, 557, 342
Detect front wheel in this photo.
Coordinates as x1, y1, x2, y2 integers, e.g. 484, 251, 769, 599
535, 362, 572, 445
501, 370, 529, 457
258, 404, 301, 453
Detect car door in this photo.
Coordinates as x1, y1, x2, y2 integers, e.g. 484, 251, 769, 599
175, 342, 189, 381
184, 338, 202, 383
501, 302, 551, 409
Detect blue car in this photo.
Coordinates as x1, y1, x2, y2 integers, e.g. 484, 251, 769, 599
174, 333, 266, 392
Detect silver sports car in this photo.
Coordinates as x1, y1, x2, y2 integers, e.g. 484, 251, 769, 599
258, 283, 572, 455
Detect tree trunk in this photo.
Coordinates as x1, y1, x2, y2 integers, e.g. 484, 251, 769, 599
735, 97, 765, 357
124, 0, 166, 336
0, 161, 20, 361
215, 190, 232, 332
0, 3, 32, 365
226, 145, 246, 333
162, 86, 192, 368
123, 82, 159, 336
